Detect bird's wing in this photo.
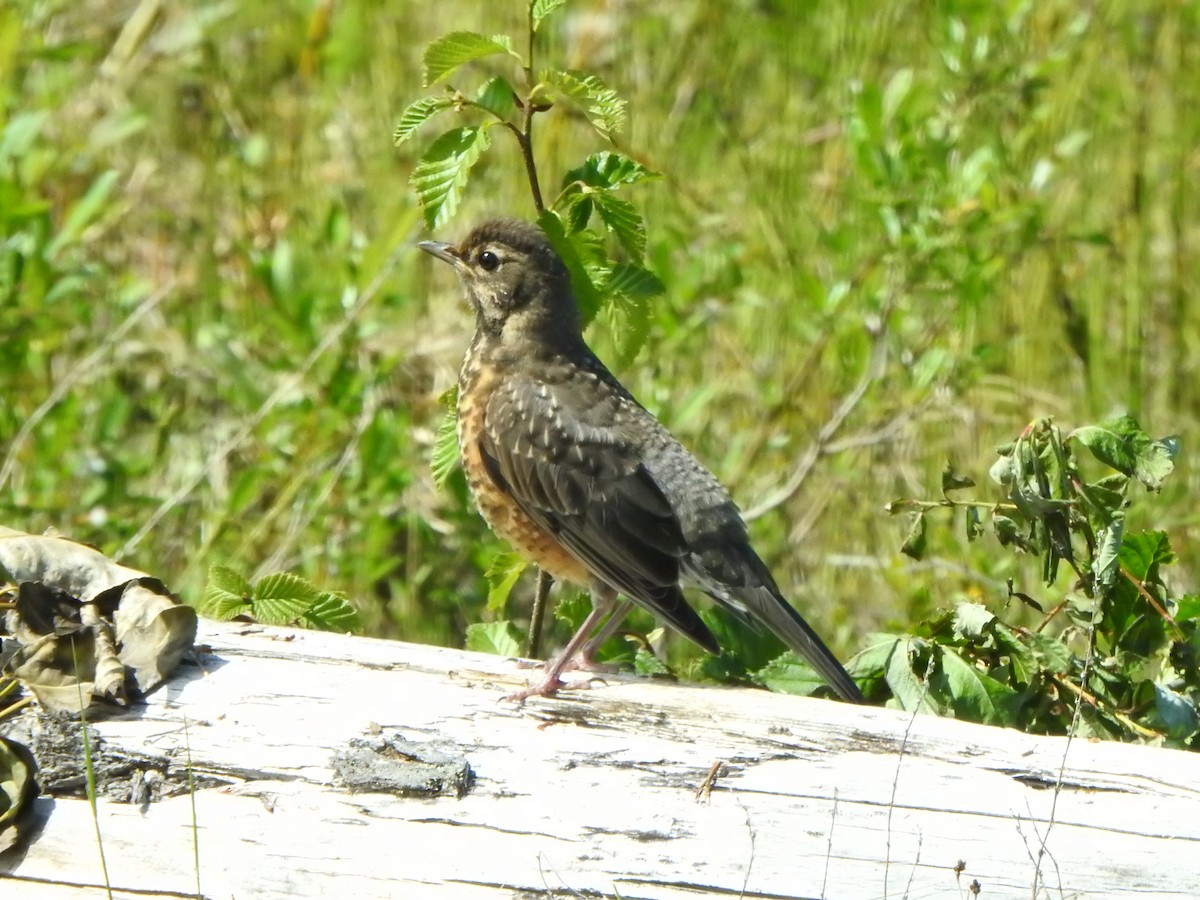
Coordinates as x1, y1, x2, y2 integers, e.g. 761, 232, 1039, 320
478, 374, 718, 653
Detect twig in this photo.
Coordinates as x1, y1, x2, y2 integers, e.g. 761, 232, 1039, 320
744, 317, 889, 522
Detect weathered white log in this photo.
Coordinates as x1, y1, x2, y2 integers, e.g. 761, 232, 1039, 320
2, 618, 1198, 899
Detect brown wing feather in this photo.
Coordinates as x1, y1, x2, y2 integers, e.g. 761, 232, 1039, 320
479, 376, 718, 653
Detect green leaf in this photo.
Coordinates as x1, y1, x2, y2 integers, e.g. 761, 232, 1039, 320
953, 601, 995, 639
394, 96, 454, 145
465, 620, 523, 657
883, 636, 940, 714
411, 126, 492, 229
199, 565, 253, 620
604, 262, 663, 300
753, 654, 823, 696
484, 551, 527, 613
633, 646, 673, 677
553, 591, 593, 631
992, 512, 1034, 553
1175, 595, 1200, 623
591, 190, 645, 259
938, 648, 1012, 725
46, 169, 120, 259
1118, 530, 1173, 583
1092, 518, 1124, 589
304, 592, 362, 632
1024, 631, 1073, 675
992, 622, 1036, 684
1070, 415, 1178, 491
537, 210, 604, 324
845, 632, 905, 679
422, 31, 516, 85
965, 505, 983, 541
941, 461, 975, 492
604, 286, 649, 368
1153, 683, 1198, 740
430, 386, 461, 489
531, 0, 567, 31
537, 68, 626, 138
563, 151, 659, 190
253, 573, 320, 625
475, 76, 517, 121
900, 512, 927, 560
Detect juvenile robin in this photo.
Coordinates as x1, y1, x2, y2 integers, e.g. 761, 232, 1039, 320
420, 218, 863, 703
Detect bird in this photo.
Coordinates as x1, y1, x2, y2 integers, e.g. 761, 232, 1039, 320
419, 217, 863, 703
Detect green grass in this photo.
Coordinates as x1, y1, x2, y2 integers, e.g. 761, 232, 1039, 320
2, 0, 1197, 665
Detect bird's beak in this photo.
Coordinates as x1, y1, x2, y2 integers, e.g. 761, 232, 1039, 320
418, 240, 461, 267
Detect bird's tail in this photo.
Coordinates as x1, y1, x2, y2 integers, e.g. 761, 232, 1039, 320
703, 544, 863, 703
739, 582, 865, 703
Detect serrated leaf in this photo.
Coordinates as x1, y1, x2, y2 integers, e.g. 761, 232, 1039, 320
253, 573, 320, 625
604, 287, 650, 368
431, 386, 461, 489
304, 592, 361, 633
563, 151, 660, 190
208, 564, 253, 598
531, 0, 567, 30
632, 646, 673, 677
199, 565, 253, 619
423, 31, 516, 85
1071, 415, 1178, 491
537, 67, 626, 138
465, 620, 523, 657
475, 76, 517, 121
605, 262, 663, 300
562, 193, 593, 232
484, 551, 527, 613
553, 591, 592, 631
394, 96, 454, 145
537, 210, 604, 324
591, 190, 645, 260
411, 126, 492, 229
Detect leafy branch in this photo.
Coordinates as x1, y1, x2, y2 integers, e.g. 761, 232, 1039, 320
399, 0, 664, 657
858, 414, 1196, 747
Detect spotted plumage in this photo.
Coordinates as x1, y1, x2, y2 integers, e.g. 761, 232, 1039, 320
420, 218, 863, 703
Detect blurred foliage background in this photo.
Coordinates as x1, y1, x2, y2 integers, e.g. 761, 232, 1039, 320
1, 0, 1196, 665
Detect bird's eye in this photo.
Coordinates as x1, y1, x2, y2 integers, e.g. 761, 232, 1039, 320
478, 250, 500, 271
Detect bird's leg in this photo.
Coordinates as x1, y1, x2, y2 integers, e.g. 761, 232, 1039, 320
571, 598, 635, 671
505, 586, 629, 702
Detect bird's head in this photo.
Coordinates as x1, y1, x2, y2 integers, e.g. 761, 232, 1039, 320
419, 218, 581, 343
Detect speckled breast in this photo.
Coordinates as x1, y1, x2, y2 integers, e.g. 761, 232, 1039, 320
457, 358, 591, 587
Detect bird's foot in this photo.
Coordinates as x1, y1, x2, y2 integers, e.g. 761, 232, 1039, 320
503, 652, 614, 702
